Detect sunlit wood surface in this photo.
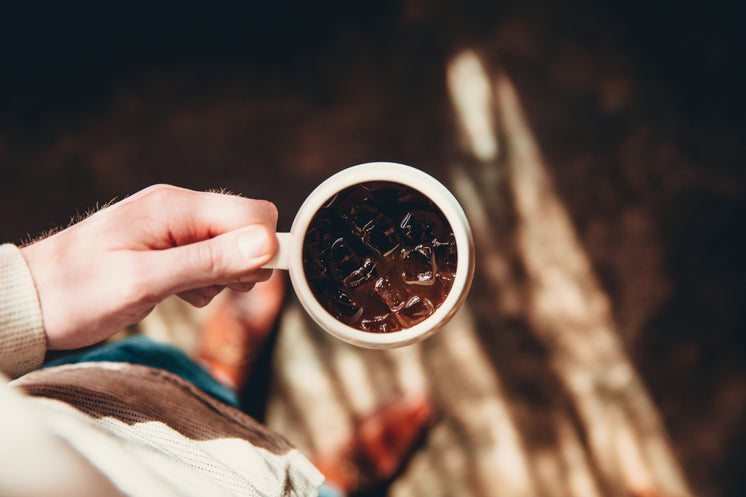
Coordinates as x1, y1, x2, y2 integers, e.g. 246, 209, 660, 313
135, 50, 694, 497
3, 5, 743, 496
263, 52, 690, 497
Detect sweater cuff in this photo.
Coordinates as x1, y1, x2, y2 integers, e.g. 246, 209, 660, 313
0, 244, 46, 378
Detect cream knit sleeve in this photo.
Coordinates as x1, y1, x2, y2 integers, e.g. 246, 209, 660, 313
0, 244, 46, 378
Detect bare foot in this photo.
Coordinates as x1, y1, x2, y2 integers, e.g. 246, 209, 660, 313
313, 392, 434, 495
193, 271, 286, 393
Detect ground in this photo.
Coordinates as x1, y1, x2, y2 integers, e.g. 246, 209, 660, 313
1, 2, 744, 496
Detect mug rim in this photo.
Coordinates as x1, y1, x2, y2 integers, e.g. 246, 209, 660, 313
287, 162, 474, 348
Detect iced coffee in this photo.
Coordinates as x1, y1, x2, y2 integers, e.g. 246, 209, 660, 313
302, 181, 457, 333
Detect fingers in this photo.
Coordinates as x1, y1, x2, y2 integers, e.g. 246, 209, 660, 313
142, 223, 278, 299
226, 269, 274, 292
178, 285, 225, 307
121, 185, 279, 245
177, 269, 275, 307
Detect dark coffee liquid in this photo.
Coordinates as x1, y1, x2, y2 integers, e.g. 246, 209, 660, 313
302, 181, 457, 333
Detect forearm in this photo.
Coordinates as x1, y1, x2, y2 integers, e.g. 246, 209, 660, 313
0, 244, 46, 378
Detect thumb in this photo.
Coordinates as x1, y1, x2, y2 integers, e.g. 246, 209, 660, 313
143, 224, 278, 297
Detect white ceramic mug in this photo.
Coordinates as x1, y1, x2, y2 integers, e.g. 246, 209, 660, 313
264, 162, 475, 348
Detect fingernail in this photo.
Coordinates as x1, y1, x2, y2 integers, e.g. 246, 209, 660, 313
237, 225, 271, 260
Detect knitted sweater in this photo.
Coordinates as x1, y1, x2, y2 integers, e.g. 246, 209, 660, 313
0, 243, 323, 497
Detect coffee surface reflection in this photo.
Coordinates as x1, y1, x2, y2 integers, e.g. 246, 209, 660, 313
302, 181, 456, 333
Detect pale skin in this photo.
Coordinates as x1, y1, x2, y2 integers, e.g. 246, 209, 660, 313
20, 184, 279, 350
14, 183, 432, 494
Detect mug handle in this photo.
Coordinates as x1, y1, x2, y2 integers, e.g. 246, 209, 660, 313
262, 232, 293, 270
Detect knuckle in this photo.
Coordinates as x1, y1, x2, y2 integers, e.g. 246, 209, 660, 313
202, 285, 223, 300
189, 292, 211, 308
192, 242, 224, 276
184, 286, 223, 307
254, 199, 279, 225
144, 184, 182, 203
122, 184, 191, 212
228, 282, 256, 293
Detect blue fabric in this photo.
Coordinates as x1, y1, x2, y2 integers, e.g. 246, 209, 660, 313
317, 483, 346, 497
43, 335, 239, 408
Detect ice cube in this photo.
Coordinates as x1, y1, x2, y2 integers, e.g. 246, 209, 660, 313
343, 257, 377, 290
433, 274, 454, 302
338, 185, 372, 211
322, 192, 339, 209
338, 187, 377, 235
396, 295, 435, 327
304, 214, 335, 258
347, 206, 379, 235
303, 256, 328, 284
401, 244, 436, 286
399, 210, 449, 245
433, 233, 458, 273
327, 237, 362, 281
372, 276, 408, 312
394, 187, 429, 205
361, 312, 401, 333
361, 213, 401, 256
326, 287, 364, 324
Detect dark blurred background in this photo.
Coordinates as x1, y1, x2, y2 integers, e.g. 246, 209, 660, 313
1, 2, 744, 496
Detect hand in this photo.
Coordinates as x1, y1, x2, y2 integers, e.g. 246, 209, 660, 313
20, 184, 279, 350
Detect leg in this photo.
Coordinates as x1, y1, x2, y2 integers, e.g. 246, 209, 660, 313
193, 270, 286, 394
312, 392, 434, 496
